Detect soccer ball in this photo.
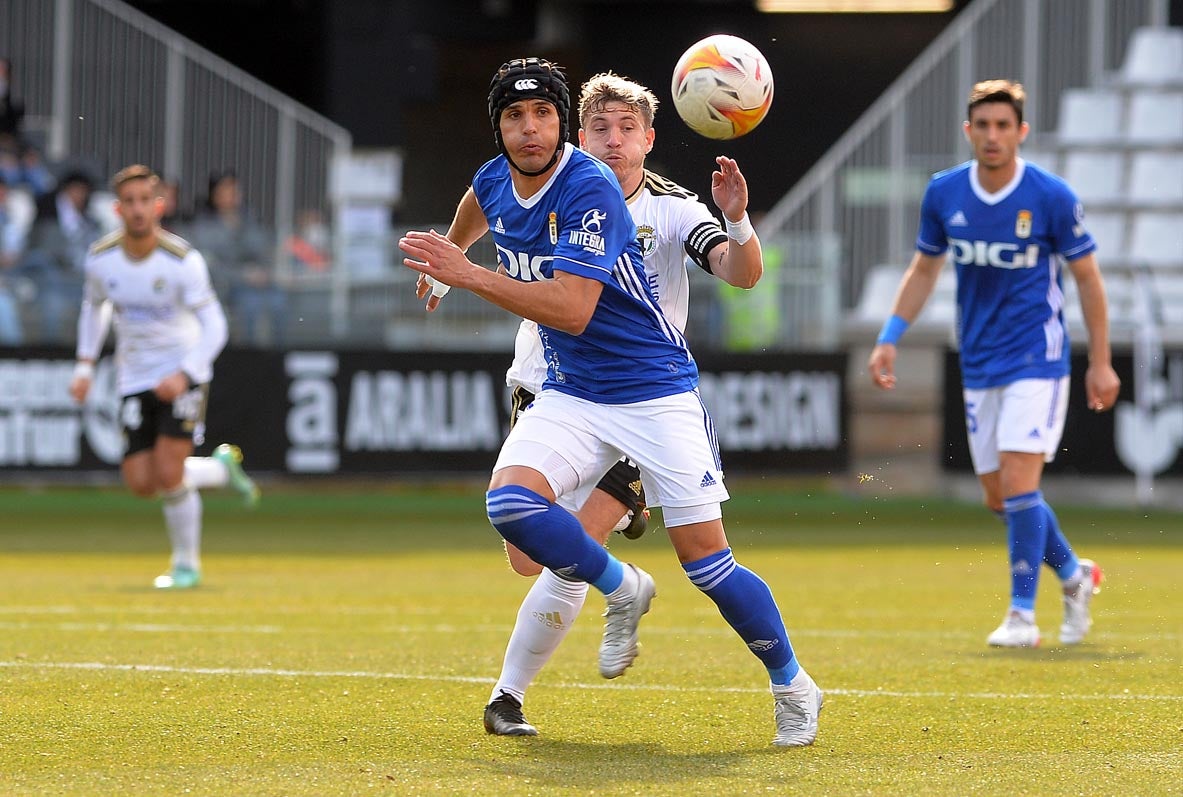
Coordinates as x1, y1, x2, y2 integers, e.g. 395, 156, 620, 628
671, 34, 774, 140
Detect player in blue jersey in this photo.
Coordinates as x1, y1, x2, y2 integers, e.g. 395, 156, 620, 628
400, 58, 821, 746
868, 79, 1121, 647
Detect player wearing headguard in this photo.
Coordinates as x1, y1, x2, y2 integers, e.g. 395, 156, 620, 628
868, 80, 1120, 648
69, 165, 259, 591
400, 59, 821, 747
483, 70, 770, 737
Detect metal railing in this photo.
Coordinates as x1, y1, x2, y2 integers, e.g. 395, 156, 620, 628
761, 0, 1169, 341
1, 0, 351, 274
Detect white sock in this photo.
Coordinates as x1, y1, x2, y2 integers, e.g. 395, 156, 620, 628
605, 563, 638, 606
161, 483, 202, 571
184, 456, 228, 490
488, 568, 589, 706
1009, 607, 1036, 623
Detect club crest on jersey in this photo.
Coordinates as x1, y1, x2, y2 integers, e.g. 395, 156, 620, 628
153, 277, 167, 293
635, 224, 657, 257
1015, 210, 1032, 239
569, 208, 607, 256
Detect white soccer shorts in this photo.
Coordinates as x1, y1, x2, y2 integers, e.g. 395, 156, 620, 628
493, 388, 730, 515
962, 376, 1070, 475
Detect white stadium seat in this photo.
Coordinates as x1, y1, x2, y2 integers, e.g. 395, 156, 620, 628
1130, 211, 1183, 266
1128, 151, 1183, 205
1121, 26, 1183, 86
1063, 151, 1125, 204
1057, 89, 1125, 144
1125, 90, 1183, 144
1081, 210, 1128, 255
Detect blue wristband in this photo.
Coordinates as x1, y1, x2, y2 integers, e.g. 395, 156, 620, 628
876, 314, 909, 345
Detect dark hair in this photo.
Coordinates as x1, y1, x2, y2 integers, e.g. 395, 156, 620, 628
967, 79, 1025, 125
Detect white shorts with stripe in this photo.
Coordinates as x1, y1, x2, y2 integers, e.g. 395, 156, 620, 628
962, 376, 1070, 475
493, 388, 730, 514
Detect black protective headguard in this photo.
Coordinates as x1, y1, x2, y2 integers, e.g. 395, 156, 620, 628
487, 57, 570, 177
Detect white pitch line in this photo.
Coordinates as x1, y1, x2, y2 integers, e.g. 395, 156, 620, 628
1, 660, 1180, 702
0, 621, 281, 634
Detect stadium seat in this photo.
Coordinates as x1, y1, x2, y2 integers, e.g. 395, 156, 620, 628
1128, 151, 1183, 205
1130, 211, 1183, 266
1057, 89, 1125, 144
1082, 210, 1128, 255
1121, 26, 1183, 86
1124, 90, 1183, 144
1063, 151, 1125, 204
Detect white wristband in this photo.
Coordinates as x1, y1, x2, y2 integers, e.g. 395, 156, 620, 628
425, 275, 451, 298
725, 212, 754, 246
73, 361, 95, 381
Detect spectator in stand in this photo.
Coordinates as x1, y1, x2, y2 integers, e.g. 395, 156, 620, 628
21, 169, 102, 342
159, 177, 192, 235
0, 141, 54, 199
191, 169, 285, 346
0, 173, 28, 344
0, 58, 25, 144
285, 207, 330, 274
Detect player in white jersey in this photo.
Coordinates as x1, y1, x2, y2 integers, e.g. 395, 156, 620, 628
481, 71, 767, 736
402, 60, 820, 747
867, 81, 1120, 647
68, 165, 260, 590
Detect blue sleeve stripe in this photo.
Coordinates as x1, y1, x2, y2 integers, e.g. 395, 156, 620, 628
917, 239, 946, 254
552, 255, 612, 276
1060, 240, 1096, 259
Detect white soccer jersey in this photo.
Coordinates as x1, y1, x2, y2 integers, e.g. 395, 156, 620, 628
505, 169, 726, 393
81, 230, 222, 396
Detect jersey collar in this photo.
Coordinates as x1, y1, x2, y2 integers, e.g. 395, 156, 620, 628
970, 157, 1026, 206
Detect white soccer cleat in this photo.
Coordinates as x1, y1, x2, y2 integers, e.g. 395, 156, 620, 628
598, 564, 656, 679
987, 610, 1041, 648
771, 670, 824, 747
1061, 559, 1103, 645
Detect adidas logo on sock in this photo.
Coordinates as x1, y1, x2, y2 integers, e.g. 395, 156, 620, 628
700, 471, 717, 488
533, 610, 566, 630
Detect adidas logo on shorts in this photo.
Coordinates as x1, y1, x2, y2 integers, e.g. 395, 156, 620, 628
700, 472, 717, 488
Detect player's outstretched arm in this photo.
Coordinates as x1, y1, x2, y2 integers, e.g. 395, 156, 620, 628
867, 250, 945, 390
415, 188, 491, 312
709, 156, 763, 289
1068, 253, 1121, 412
400, 229, 603, 334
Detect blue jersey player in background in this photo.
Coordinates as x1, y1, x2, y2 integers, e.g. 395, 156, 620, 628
399, 57, 822, 746
868, 79, 1121, 648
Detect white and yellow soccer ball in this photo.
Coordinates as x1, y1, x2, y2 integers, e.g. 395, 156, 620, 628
671, 34, 774, 141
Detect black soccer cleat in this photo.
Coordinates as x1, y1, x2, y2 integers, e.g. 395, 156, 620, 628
618, 506, 650, 541
483, 691, 538, 736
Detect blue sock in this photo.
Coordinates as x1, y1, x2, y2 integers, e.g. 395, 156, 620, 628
1040, 498, 1079, 581
683, 548, 798, 685
1003, 491, 1047, 611
486, 485, 622, 592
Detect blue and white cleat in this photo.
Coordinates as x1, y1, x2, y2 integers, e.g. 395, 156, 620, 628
212, 443, 260, 508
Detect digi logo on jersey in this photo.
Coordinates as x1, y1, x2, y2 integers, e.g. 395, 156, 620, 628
948, 237, 1040, 270
568, 208, 607, 256
495, 243, 551, 281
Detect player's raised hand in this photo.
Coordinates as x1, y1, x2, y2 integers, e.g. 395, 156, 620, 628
1084, 362, 1121, 412
711, 156, 749, 222
401, 230, 475, 310
868, 343, 898, 390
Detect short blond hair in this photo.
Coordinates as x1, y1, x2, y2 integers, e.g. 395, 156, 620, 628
967, 79, 1025, 124
111, 164, 160, 195
578, 72, 659, 128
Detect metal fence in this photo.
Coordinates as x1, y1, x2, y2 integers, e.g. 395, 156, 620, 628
1, 0, 350, 278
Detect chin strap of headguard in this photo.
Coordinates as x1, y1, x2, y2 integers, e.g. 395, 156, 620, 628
487, 57, 570, 177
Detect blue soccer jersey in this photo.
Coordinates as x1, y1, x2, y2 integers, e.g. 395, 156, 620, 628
916, 158, 1097, 389
472, 143, 699, 404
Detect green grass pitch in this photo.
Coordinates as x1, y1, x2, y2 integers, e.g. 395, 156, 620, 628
1, 482, 1180, 796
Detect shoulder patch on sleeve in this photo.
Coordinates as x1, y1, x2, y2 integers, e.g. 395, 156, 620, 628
157, 230, 193, 259
89, 230, 124, 255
